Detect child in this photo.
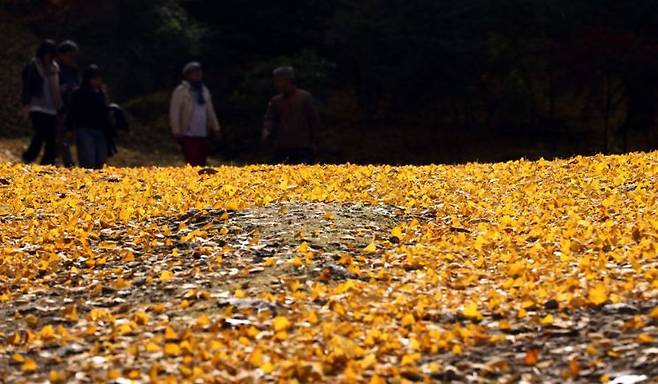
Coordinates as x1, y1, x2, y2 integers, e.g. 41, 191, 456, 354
67, 65, 111, 169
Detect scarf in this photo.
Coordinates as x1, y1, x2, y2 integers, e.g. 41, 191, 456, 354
189, 81, 206, 106
35, 58, 63, 111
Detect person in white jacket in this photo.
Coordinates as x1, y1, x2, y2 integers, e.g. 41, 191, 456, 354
170, 62, 221, 166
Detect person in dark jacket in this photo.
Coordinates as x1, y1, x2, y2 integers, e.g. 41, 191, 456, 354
56, 40, 80, 167
21, 40, 62, 165
262, 66, 321, 165
67, 65, 111, 169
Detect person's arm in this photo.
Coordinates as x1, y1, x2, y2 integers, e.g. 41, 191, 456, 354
100, 92, 112, 133
207, 89, 221, 135
262, 99, 277, 143
66, 91, 78, 132
170, 87, 183, 138
20, 64, 32, 111
305, 94, 321, 149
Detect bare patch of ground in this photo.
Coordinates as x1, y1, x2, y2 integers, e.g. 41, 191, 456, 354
0, 202, 657, 383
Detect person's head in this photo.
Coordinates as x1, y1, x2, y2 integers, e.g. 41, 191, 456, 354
82, 65, 103, 90
273, 66, 296, 95
57, 40, 79, 67
36, 39, 57, 65
182, 62, 203, 83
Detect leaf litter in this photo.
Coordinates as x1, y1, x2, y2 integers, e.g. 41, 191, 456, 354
0, 155, 657, 383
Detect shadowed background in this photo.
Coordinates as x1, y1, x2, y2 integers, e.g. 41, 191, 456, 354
2, 0, 658, 165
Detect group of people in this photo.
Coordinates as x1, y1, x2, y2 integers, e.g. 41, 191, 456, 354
21, 39, 117, 169
21, 39, 322, 169
169, 63, 321, 166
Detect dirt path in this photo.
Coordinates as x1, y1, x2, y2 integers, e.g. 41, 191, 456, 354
1, 201, 657, 383
0, 203, 424, 382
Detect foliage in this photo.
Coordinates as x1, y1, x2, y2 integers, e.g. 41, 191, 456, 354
0, 11, 37, 137
222, 50, 334, 152
5, 0, 658, 158
0, 154, 658, 381
5, 0, 204, 99
230, 50, 333, 116
120, 91, 180, 155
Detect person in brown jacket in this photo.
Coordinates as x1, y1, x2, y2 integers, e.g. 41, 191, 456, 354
262, 66, 320, 164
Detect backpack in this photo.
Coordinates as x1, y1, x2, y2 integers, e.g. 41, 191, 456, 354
108, 103, 129, 132
106, 103, 129, 158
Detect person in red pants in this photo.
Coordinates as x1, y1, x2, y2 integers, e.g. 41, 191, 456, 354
169, 62, 221, 166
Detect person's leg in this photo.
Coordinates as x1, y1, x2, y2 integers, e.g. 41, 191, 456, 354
181, 137, 209, 166
57, 114, 74, 167
300, 149, 316, 165
40, 114, 58, 166
286, 148, 315, 165
94, 130, 108, 169
272, 149, 291, 165
22, 113, 46, 163
194, 137, 210, 167
180, 137, 193, 165
76, 128, 95, 169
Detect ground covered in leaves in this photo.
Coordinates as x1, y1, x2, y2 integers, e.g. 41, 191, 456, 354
0, 154, 658, 383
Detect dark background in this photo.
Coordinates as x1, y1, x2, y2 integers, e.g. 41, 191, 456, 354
2, 0, 658, 164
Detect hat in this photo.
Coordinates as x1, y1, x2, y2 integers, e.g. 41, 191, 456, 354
182, 62, 202, 75
57, 40, 79, 54
273, 66, 295, 80
36, 39, 57, 59
83, 64, 102, 83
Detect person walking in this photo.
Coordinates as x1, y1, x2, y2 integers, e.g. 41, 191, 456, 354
56, 40, 81, 167
20, 40, 62, 165
67, 65, 111, 169
262, 66, 320, 165
169, 62, 221, 167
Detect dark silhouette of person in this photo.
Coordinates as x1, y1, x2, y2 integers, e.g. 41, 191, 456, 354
67, 65, 111, 169
262, 66, 320, 165
20, 40, 62, 165
56, 40, 80, 167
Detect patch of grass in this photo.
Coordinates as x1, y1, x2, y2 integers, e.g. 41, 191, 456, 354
0, 137, 225, 168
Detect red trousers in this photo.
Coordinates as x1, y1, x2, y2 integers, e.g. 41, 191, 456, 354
179, 136, 209, 167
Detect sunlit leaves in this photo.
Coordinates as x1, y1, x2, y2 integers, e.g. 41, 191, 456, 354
363, 241, 377, 253
650, 307, 658, 320
589, 284, 609, 306
159, 270, 174, 282
273, 316, 290, 332
164, 343, 181, 356
524, 349, 540, 366
1, 154, 658, 382
462, 303, 483, 321
164, 326, 178, 341
391, 226, 403, 241
21, 358, 37, 373
541, 314, 554, 325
